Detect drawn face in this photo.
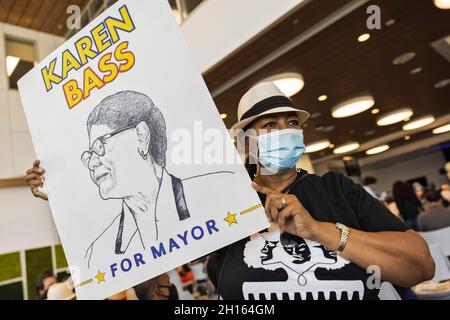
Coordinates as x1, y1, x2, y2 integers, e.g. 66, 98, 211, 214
280, 234, 312, 265
259, 233, 335, 268
261, 241, 279, 262
86, 124, 141, 199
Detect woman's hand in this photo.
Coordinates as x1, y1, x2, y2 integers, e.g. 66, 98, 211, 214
25, 160, 48, 201
252, 182, 321, 241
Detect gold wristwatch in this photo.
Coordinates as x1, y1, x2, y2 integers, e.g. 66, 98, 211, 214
335, 223, 350, 255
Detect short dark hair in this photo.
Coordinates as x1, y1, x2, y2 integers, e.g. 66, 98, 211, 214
35, 271, 55, 296
87, 91, 167, 167
425, 189, 441, 203
363, 177, 377, 186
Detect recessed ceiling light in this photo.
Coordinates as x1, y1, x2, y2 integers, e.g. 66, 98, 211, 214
322, 125, 335, 133
371, 108, 380, 114
392, 52, 416, 65
331, 96, 375, 118
410, 67, 422, 75
434, 0, 450, 9
366, 145, 390, 155
318, 95, 328, 102
333, 142, 360, 154
377, 108, 414, 126
329, 144, 335, 148
305, 140, 331, 153
402, 115, 435, 131
404, 135, 411, 140
264, 73, 304, 97
220, 113, 228, 119
342, 156, 353, 161
432, 124, 450, 134
385, 19, 396, 27
358, 33, 371, 42
6, 56, 20, 77
434, 79, 450, 89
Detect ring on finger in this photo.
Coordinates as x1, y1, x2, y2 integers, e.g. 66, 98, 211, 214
281, 197, 288, 208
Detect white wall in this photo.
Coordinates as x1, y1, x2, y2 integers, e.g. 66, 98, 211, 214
181, 0, 305, 73
0, 187, 60, 254
0, 23, 64, 254
361, 151, 448, 193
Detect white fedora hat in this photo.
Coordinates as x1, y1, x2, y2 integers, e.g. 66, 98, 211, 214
231, 81, 310, 131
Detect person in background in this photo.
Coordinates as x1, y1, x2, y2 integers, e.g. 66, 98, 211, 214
441, 184, 450, 207
384, 196, 401, 219
362, 177, 380, 200
419, 189, 450, 231
177, 264, 195, 294
413, 182, 426, 205
208, 81, 434, 300
36, 271, 57, 300
46, 281, 76, 300
133, 273, 177, 300
393, 181, 422, 231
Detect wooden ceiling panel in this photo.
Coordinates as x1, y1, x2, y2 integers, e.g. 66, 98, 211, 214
204, 0, 450, 161
0, 0, 90, 36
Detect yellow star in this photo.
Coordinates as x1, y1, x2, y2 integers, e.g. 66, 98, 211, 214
95, 270, 106, 284
224, 212, 238, 226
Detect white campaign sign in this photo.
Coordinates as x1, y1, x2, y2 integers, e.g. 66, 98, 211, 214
18, 0, 268, 300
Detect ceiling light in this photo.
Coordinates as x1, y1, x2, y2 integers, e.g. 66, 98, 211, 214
371, 108, 380, 114
434, 0, 450, 9
305, 140, 331, 153
6, 56, 20, 77
402, 115, 435, 131
358, 33, 371, 42
410, 67, 422, 75
331, 96, 375, 118
263, 73, 304, 97
366, 145, 390, 155
385, 19, 396, 27
342, 156, 353, 161
220, 113, 228, 119
318, 95, 328, 102
432, 124, 450, 134
434, 79, 450, 89
376, 108, 413, 126
392, 52, 416, 65
404, 135, 411, 141
333, 142, 360, 154
329, 144, 335, 148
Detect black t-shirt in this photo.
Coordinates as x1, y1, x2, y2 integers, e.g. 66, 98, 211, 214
212, 170, 409, 300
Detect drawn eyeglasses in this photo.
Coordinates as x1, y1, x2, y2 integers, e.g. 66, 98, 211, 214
81, 126, 135, 168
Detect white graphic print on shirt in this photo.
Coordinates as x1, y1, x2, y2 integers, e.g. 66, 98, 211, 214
243, 225, 366, 300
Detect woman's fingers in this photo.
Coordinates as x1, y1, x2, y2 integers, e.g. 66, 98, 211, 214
251, 182, 276, 195
277, 204, 299, 232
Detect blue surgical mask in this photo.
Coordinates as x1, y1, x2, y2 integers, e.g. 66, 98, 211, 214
251, 129, 305, 173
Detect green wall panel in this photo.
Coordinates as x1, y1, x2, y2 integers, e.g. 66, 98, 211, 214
55, 245, 68, 269
0, 252, 21, 282
25, 247, 52, 300
0, 282, 24, 300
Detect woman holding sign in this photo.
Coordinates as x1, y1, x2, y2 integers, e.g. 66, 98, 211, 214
26, 82, 434, 300
209, 82, 434, 300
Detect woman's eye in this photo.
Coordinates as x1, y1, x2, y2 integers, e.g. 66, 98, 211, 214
289, 120, 299, 126
263, 122, 275, 128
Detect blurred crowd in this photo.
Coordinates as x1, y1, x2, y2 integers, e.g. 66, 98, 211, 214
35, 257, 215, 300
363, 161, 450, 232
